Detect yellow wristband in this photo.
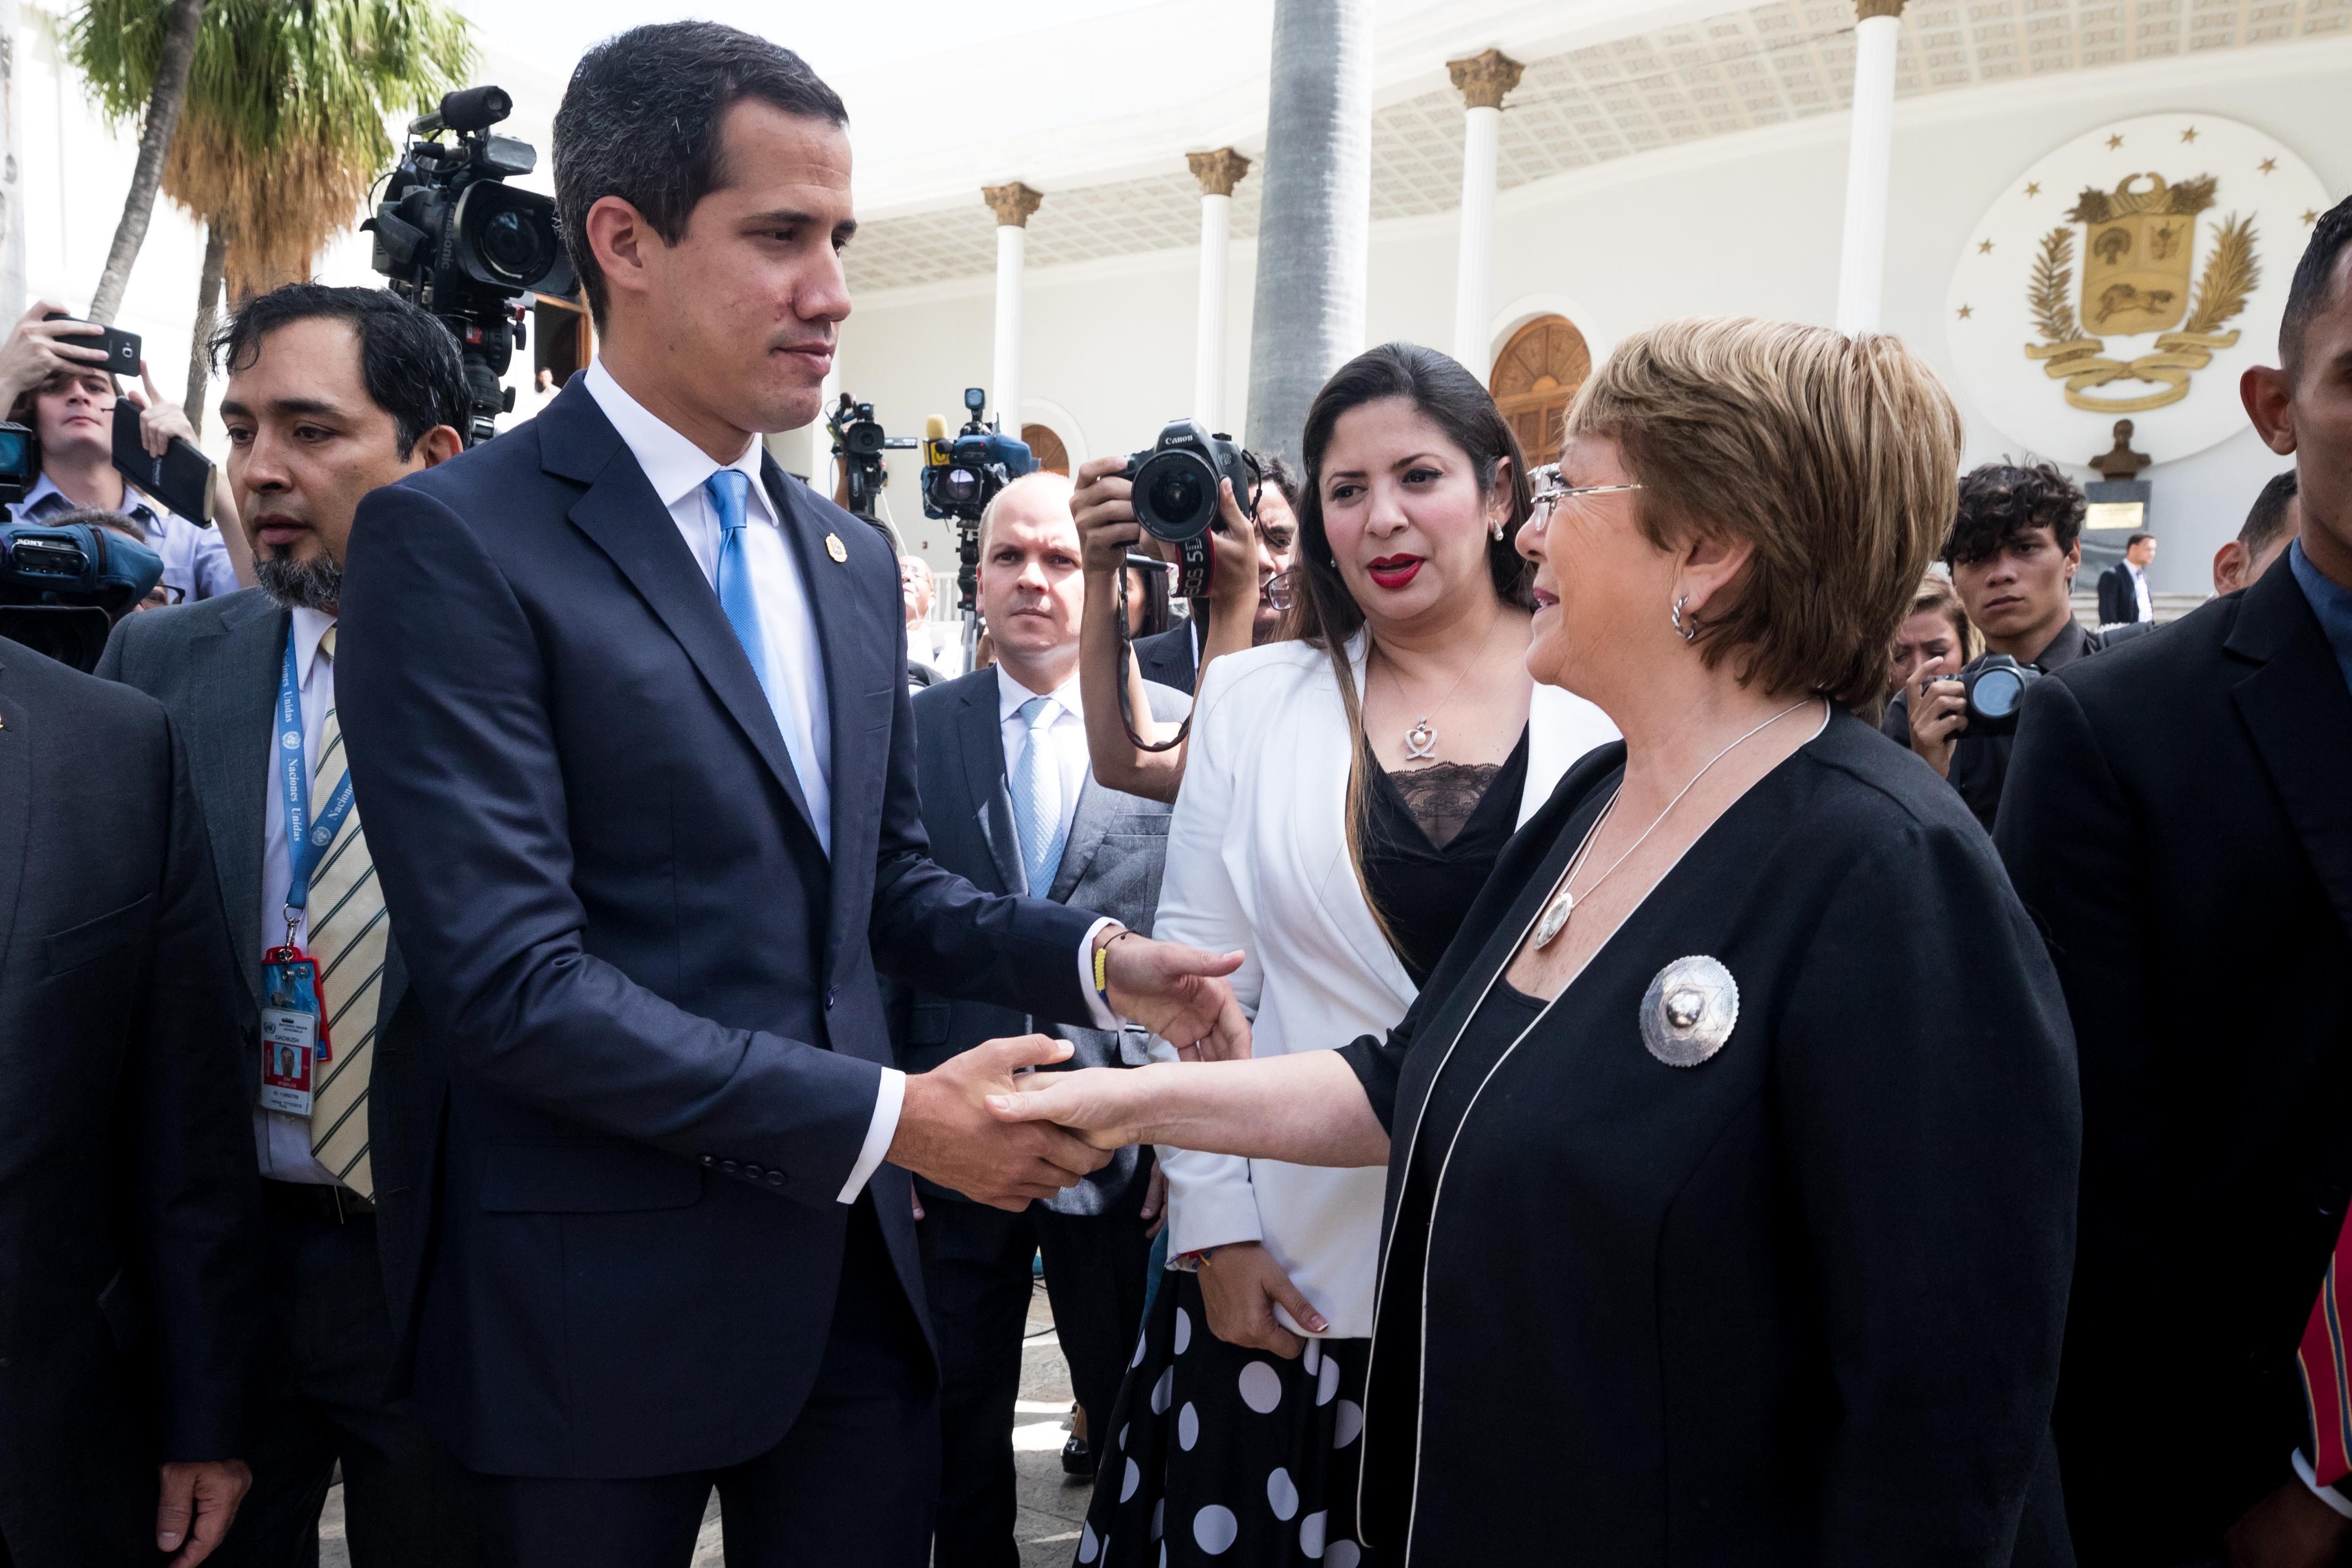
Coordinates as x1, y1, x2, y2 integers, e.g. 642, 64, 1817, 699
1093, 943, 1110, 997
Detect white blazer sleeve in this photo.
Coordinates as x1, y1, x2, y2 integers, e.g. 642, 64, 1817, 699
1149, 657, 1266, 1254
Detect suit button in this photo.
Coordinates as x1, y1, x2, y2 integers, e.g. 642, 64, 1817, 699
721, 1160, 738, 1174
825, 987, 836, 1010
743, 1164, 763, 1179
766, 1171, 784, 1186
699, 1155, 714, 1166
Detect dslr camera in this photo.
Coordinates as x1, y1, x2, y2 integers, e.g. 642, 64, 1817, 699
1949, 653, 2040, 738
366, 85, 575, 445
1123, 418, 1253, 598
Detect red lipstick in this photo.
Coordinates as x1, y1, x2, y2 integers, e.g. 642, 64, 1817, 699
1366, 555, 1422, 591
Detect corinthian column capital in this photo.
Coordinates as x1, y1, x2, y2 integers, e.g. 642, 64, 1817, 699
1855, 0, 1906, 17
1187, 148, 1253, 198
1447, 48, 1525, 111
982, 182, 1044, 228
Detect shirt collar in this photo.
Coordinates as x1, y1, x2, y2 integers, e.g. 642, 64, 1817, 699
290, 605, 335, 686
583, 359, 773, 527
997, 665, 1082, 724
2288, 538, 2352, 676
2030, 616, 2100, 672
19, 471, 159, 527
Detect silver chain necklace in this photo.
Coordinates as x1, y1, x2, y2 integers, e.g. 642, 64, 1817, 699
1531, 697, 1817, 949
1377, 612, 1503, 762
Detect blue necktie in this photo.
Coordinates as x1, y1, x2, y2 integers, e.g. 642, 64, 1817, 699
1010, 695, 1068, 898
706, 470, 767, 692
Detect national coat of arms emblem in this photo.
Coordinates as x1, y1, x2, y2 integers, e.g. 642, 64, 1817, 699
2023, 170, 2259, 414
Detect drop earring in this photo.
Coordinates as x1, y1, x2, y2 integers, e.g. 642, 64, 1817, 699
1670, 594, 1700, 643
1490, 515, 1506, 542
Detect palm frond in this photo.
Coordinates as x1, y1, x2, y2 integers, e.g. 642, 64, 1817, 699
2182, 212, 2258, 336
2029, 226, 2080, 344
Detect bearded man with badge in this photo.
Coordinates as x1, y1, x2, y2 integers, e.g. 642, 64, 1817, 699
96, 283, 495, 1566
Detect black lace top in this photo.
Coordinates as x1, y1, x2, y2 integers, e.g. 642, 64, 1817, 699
1361, 727, 1531, 987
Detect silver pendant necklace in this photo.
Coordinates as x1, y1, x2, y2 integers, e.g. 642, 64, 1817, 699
1381, 613, 1502, 763
1531, 697, 1817, 949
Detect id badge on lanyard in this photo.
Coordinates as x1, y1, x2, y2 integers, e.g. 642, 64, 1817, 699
264, 633, 355, 1112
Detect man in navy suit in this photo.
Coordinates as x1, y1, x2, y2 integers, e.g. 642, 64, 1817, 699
334, 24, 1244, 1567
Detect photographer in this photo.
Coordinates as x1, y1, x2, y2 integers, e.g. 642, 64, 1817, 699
1130, 452, 1300, 691
1884, 461, 2140, 830
0, 301, 246, 603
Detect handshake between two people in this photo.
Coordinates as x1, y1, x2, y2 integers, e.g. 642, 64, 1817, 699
882, 929, 1249, 1210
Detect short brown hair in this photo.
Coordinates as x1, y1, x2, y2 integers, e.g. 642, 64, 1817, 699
1565, 318, 1963, 710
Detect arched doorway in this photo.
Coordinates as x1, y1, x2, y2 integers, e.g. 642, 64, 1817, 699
1023, 424, 1070, 475
1488, 316, 1592, 465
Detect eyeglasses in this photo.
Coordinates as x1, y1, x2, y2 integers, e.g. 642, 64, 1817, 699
1263, 567, 1297, 613
1530, 464, 1644, 525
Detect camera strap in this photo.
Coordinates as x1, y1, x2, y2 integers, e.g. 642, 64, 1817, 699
1113, 557, 1190, 755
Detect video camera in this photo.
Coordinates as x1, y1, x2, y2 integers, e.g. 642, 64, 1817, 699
922, 388, 1033, 617
366, 85, 575, 446
0, 422, 164, 670
1122, 418, 1254, 600
825, 395, 921, 530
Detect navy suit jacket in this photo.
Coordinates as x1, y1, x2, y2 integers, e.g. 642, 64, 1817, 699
335, 379, 1098, 1479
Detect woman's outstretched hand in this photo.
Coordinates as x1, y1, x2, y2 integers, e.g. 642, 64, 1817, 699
985, 1059, 1143, 1150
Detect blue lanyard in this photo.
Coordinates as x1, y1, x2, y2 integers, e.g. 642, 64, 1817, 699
278, 633, 356, 927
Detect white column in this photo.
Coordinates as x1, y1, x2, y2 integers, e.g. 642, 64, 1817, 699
983, 183, 1042, 431
1833, 0, 1905, 335
1186, 149, 1250, 429
0, 0, 24, 322
1446, 49, 1522, 377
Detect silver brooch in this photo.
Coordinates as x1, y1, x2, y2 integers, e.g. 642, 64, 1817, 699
1639, 956, 1740, 1067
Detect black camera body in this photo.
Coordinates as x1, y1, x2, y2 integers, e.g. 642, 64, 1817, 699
1122, 418, 1252, 598
366, 85, 576, 445
0, 513, 164, 672
1955, 653, 2041, 737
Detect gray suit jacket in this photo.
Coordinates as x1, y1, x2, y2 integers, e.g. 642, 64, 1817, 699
96, 590, 426, 1326
893, 664, 1188, 1214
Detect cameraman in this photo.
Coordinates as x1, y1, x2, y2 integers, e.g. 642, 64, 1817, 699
0, 301, 244, 603
1885, 461, 2139, 831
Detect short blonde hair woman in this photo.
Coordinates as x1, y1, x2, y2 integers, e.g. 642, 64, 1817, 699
995, 318, 2081, 1565
1889, 569, 1978, 696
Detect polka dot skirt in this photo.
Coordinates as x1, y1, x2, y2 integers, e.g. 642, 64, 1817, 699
1074, 1269, 1375, 1567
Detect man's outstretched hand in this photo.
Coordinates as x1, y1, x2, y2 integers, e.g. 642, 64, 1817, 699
887, 1035, 1112, 1210
1098, 931, 1251, 1060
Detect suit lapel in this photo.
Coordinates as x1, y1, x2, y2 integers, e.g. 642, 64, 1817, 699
185, 595, 287, 1003
2228, 563, 2352, 945
956, 669, 1025, 896
557, 413, 820, 849
0, 654, 30, 979
1049, 768, 1117, 904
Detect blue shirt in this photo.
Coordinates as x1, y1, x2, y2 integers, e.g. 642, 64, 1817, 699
10, 472, 238, 603
2287, 537, 2352, 698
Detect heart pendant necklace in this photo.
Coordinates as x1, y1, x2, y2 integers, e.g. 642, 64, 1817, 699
1381, 613, 1502, 764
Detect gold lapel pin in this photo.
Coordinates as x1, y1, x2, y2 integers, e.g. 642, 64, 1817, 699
825, 533, 848, 564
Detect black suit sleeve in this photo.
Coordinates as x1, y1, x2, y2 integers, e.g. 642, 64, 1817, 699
126, 718, 262, 1461
339, 484, 888, 1206
1778, 822, 2080, 1564
2097, 566, 2129, 625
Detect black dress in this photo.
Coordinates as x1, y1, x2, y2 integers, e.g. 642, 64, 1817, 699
1075, 734, 1529, 1568
1337, 710, 2082, 1565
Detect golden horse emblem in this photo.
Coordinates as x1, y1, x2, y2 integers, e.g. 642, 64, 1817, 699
2024, 171, 2260, 413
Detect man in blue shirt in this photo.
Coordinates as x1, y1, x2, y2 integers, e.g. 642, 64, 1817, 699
0, 301, 240, 603
1996, 193, 2352, 1565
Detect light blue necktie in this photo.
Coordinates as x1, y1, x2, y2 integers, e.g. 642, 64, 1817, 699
706, 469, 766, 692
1009, 695, 1068, 898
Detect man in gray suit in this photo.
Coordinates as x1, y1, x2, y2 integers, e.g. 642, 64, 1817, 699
95, 284, 490, 1564
892, 472, 1186, 1566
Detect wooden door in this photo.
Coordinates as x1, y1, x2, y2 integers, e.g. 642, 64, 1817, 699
1488, 316, 1591, 465
1023, 423, 1070, 475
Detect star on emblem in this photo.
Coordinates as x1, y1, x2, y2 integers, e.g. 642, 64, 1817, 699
2307, 209, 2322, 226
1978, 239, 1995, 254
2024, 181, 2042, 196
2259, 158, 2278, 174
2179, 126, 2199, 143
2106, 134, 2124, 150
1956, 304, 1974, 319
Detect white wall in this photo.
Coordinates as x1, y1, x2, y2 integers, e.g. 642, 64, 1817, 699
843, 38, 2352, 596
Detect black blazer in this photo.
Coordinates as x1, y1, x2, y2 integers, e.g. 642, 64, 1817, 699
1132, 620, 1200, 693
890, 665, 1185, 1214
1342, 710, 2079, 1565
0, 644, 259, 1560
1997, 559, 2352, 1561
2095, 562, 2143, 625
334, 379, 1100, 1478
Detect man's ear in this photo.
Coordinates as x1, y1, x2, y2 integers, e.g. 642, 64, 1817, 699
2212, 539, 2248, 595
415, 425, 464, 468
2241, 364, 2296, 456
585, 194, 660, 314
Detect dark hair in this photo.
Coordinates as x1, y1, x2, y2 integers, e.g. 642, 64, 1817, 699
1288, 342, 1534, 944
2281, 194, 2352, 375
1249, 450, 1302, 512
1123, 558, 1173, 638
2241, 469, 2299, 556
1942, 462, 2086, 567
2124, 532, 2154, 549
212, 285, 468, 459
553, 22, 848, 330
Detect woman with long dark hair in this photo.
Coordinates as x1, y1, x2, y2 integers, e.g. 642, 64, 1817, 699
1068, 343, 1615, 1567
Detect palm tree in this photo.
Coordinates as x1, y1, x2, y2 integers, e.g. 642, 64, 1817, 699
79, 0, 206, 325
1242, 0, 1372, 465
69, 0, 473, 425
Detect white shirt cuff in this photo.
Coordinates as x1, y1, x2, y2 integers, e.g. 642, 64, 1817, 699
2292, 1448, 2352, 1519
1079, 916, 1122, 1031
835, 1067, 906, 1204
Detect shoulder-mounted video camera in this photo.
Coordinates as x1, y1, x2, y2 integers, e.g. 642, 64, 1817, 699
922, 388, 1033, 525
0, 418, 164, 669
825, 395, 922, 529
366, 85, 575, 446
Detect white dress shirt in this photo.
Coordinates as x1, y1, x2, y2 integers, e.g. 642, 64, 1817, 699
2129, 560, 2155, 622
996, 667, 1089, 857
253, 605, 343, 1185
586, 364, 920, 1202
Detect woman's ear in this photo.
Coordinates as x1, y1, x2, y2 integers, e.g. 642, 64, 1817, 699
1484, 455, 1517, 535
1676, 529, 1755, 620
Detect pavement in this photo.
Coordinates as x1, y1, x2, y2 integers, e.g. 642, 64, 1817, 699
317, 1274, 1095, 1568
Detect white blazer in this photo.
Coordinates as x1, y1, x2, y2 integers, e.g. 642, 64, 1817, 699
1152, 634, 1619, 1338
